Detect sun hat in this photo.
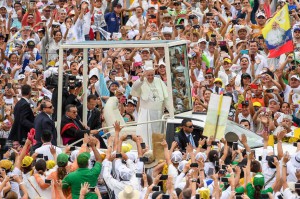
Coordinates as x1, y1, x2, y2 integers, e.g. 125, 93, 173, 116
118, 185, 140, 199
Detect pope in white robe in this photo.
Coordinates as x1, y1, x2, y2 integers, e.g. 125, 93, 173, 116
131, 67, 170, 147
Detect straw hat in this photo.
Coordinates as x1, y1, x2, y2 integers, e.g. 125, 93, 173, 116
118, 185, 140, 199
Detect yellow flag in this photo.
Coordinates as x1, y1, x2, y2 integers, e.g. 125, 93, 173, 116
268, 134, 275, 147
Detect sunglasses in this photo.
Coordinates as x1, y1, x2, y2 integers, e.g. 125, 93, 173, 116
257, 16, 265, 19
186, 125, 194, 128
234, 2, 241, 5
205, 75, 213, 79
45, 105, 53, 109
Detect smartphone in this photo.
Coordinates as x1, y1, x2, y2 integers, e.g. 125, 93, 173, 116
37, 154, 43, 158
152, 186, 160, 191
250, 84, 258, 89
261, 193, 269, 199
140, 142, 146, 149
233, 142, 238, 150
259, 156, 262, 161
222, 165, 227, 170
250, 54, 255, 61
175, 25, 184, 30
221, 177, 228, 183
89, 187, 95, 192
219, 169, 226, 174
211, 34, 216, 38
126, 135, 132, 140
162, 195, 170, 199
160, 175, 168, 180
115, 76, 123, 81
295, 183, 300, 189
174, 136, 180, 143
196, 194, 200, 199
215, 161, 219, 167
236, 193, 243, 199
212, 141, 219, 146
150, 14, 156, 19
131, 76, 139, 81
208, 168, 214, 176
139, 157, 149, 162
44, 156, 48, 161
193, 25, 200, 29
277, 195, 283, 199
241, 50, 249, 55
190, 163, 198, 168
136, 173, 143, 178
189, 15, 195, 20
116, 153, 122, 158
160, 6, 167, 10
7, 83, 12, 89
206, 13, 213, 16
70, 146, 76, 151
232, 19, 238, 25
266, 89, 274, 93
219, 41, 226, 46
45, 179, 51, 184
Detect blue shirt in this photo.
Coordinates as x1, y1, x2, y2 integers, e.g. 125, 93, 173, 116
104, 12, 121, 34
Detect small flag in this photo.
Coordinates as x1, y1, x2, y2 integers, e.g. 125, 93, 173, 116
268, 134, 275, 147
262, 4, 293, 58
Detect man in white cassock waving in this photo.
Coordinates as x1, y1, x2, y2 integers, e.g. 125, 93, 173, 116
131, 65, 170, 147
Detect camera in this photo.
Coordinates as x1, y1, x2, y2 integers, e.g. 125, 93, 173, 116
46, 73, 82, 89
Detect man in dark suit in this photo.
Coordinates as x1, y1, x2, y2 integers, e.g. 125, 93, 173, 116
177, 118, 206, 151
77, 94, 106, 148
33, 100, 57, 150
9, 85, 35, 142
77, 94, 101, 130
61, 104, 99, 146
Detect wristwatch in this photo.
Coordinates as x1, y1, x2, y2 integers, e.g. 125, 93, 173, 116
191, 178, 197, 182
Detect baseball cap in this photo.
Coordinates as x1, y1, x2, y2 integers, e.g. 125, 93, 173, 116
198, 38, 207, 43
114, 3, 122, 7
291, 75, 300, 81
223, 58, 232, 63
27, 40, 35, 48
46, 160, 56, 170
214, 78, 223, 84
269, 99, 279, 104
126, 99, 136, 106
22, 156, 33, 167
256, 12, 266, 18
77, 152, 90, 167
253, 102, 262, 107
57, 153, 69, 167
88, 68, 99, 79
171, 151, 183, 163
141, 48, 150, 53
195, 152, 207, 161
0, 159, 13, 171
253, 173, 265, 187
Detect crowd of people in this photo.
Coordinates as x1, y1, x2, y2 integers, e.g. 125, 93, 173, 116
0, 0, 298, 198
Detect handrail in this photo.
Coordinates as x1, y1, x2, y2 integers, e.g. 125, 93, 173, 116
67, 118, 167, 147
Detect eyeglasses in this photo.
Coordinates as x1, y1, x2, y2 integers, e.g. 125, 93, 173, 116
186, 125, 194, 128
205, 75, 213, 79
11, 29, 17, 32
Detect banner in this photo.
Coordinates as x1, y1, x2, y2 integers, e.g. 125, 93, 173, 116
262, 4, 293, 58
203, 94, 232, 140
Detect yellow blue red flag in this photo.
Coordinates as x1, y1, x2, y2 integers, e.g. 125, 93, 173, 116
262, 4, 293, 58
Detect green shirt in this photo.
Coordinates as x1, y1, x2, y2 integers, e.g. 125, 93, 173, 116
246, 182, 273, 199
62, 162, 102, 199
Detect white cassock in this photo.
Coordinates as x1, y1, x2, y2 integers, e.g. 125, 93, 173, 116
131, 77, 170, 147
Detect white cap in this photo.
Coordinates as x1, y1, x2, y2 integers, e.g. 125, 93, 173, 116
41, 16, 47, 21
117, 164, 133, 181
291, 75, 300, 81
198, 38, 207, 43
88, 68, 99, 79
171, 151, 183, 163
17, 74, 25, 80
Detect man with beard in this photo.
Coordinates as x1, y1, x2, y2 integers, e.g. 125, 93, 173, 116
266, 21, 286, 47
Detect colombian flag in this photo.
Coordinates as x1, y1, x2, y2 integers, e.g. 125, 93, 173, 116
262, 4, 293, 58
